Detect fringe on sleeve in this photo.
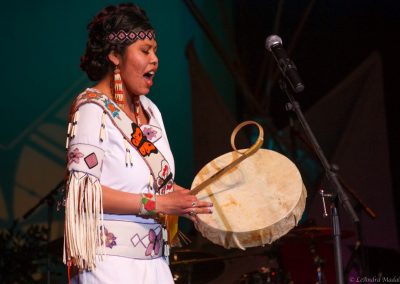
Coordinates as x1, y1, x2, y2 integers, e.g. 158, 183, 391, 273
63, 171, 105, 271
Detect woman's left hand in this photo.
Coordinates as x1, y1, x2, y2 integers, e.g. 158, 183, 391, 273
156, 183, 213, 224
174, 183, 213, 224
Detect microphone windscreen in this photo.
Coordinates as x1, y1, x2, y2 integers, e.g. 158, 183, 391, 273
265, 35, 282, 51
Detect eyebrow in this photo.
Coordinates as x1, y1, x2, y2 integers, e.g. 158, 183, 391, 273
141, 43, 157, 49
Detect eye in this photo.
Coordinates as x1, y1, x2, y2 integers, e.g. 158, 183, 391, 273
142, 49, 150, 55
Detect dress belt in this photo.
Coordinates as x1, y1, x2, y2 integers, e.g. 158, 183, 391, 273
98, 220, 164, 260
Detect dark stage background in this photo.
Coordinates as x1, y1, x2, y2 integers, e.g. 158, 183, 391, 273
0, 0, 399, 283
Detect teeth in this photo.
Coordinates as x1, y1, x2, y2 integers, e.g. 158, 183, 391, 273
144, 71, 155, 79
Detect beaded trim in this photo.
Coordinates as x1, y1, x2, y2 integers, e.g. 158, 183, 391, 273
107, 29, 156, 43
139, 193, 157, 216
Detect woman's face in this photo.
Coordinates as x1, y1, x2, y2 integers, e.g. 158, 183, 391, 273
117, 38, 158, 97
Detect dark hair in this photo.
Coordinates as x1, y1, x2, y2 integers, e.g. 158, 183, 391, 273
80, 3, 154, 81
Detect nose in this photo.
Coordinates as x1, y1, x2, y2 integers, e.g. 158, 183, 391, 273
151, 51, 158, 67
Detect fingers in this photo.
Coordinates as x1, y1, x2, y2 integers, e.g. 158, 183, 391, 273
194, 200, 213, 209
181, 199, 212, 222
171, 190, 213, 211
160, 185, 213, 217
184, 205, 213, 217
187, 197, 213, 215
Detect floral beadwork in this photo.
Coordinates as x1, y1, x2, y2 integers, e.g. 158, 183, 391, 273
85, 92, 102, 101
139, 193, 157, 215
156, 160, 174, 194
145, 228, 162, 256
74, 90, 102, 105
102, 227, 117, 249
142, 126, 157, 141
103, 98, 120, 118
68, 148, 84, 165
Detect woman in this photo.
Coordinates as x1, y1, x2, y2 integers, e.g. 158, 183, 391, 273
64, 3, 213, 283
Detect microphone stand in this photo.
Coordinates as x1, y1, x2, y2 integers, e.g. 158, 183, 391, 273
288, 120, 376, 279
14, 180, 65, 284
278, 79, 359, 284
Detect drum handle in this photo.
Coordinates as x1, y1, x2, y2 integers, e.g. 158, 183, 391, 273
191, 120, 264, 195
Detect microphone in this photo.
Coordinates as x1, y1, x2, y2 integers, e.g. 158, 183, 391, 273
265, 35, 305, 93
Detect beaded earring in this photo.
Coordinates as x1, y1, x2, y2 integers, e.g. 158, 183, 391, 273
113, 66, 124, 107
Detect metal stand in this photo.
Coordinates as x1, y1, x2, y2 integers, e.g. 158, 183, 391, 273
279, 79, 359, 284
340, 177, 376, 279
15, 181, 64, 284
46, 196, 54, 284
331, 201, 344, 284
343, 208, 371, 279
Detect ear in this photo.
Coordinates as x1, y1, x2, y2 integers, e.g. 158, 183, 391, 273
108, 50, 120, 66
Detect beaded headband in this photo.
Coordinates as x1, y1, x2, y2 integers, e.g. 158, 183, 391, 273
107, 29, 156, 43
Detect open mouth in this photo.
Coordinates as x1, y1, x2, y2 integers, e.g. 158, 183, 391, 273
143, 70, 155, 80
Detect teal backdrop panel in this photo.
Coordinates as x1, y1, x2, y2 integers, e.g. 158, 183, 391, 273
0, 0, 235, 231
